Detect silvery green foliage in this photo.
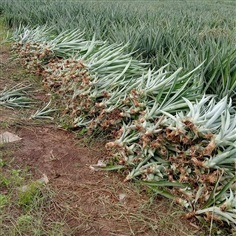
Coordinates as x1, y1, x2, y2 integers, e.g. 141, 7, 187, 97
0, 83, 32, 108
30, 100, 57, 120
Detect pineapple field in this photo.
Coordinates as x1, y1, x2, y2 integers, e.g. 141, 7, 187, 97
0, 0, 236, 233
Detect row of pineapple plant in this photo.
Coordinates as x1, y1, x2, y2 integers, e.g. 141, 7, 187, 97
9, 25, 236, 229
1, 0, 236, 104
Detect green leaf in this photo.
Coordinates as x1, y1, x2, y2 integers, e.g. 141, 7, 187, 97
204, 175, 236, 209
139, 180, 190, 188
148, 186, 176, 200
92, 165, 125, 171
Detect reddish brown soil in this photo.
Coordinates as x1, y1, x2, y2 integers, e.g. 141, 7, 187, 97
3, 124, 200, 236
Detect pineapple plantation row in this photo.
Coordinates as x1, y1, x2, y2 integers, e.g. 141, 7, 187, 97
1, 0, 236, 103
0, 0, 236, 230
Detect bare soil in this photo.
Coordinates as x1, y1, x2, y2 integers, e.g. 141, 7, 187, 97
0, 36, 202, 236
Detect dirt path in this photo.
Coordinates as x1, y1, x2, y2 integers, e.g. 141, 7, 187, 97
0, 32, 201, 236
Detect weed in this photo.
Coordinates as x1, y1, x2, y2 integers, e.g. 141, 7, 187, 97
0, 120, 11, 129
0, 194, 8, 208
18, 181, 43, 208
0, 174, 10, 187
0, 158, 6, 167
